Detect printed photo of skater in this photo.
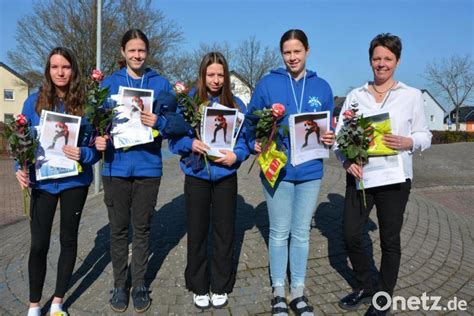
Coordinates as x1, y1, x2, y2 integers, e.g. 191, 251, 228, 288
202, 107, 237, 152
36, 110, 81, 180
289, 111, 330, 166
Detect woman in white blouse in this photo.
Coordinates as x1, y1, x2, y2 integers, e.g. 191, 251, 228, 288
335, 33, 432, 316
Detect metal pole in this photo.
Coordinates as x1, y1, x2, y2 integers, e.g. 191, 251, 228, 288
93, 0, 102, 194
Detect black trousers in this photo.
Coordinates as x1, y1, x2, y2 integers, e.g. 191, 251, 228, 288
28, 186, 89, 303
103, 176, 161, 288
343, 174, 411, 296
184, 174, 237, 295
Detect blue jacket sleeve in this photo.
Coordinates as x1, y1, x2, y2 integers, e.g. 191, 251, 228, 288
78, 118, 101, 165
245, 80, 268, 154
168, 135, 194, 155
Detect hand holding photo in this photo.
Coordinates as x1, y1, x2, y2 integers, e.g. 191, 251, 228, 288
289, 111, 330, 166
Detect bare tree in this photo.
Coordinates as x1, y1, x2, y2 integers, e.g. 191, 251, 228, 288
234, 36, 281, 92
424, 55, 474, 131
7, 0, 183, 89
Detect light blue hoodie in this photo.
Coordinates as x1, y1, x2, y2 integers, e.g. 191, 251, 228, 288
100, 67, 173, 177
247, 67, 334, 182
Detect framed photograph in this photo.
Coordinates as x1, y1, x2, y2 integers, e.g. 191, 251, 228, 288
111, 87, 154, 149
289, 111, 330, 166
36, 110, 81, 180
202, 107, 238, 157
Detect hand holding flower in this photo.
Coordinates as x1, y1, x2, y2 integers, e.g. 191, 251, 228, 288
254, 141, 262, 154
95, 135, 109, 151
192, 139, 210, 155
16, 169, 29, 190
62, 145, 81, 161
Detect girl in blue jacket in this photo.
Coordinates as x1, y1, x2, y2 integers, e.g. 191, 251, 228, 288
247, 30, 335, 316
16, 47, 99, 316
94, 29, 172, 314
169, 52, 249, 310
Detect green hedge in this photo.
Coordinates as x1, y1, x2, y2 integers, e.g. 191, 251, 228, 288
431, 131, 474, 144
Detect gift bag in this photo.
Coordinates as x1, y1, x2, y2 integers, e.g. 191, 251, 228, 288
258, 141, 287, 188
368, 119, 398, 156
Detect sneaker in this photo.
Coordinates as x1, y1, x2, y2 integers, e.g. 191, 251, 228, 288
211, 293, 228, 308
193, 293, 211, 310
109, 288, 129, 313
131, 285, 151, 313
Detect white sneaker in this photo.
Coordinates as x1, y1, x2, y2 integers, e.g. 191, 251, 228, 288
27, 307, 41, 316
211, 293, 228, 308
193, 293, 211, 309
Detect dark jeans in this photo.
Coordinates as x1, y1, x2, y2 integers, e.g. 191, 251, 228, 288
29, 186, 89, 303
184, 174, 237, 295
343, 174, 411, 296
103, 176, 161, 288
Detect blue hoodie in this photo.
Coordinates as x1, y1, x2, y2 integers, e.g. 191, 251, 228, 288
247, 68, 334, 182
168, 94, 250, 182
100, 67, 173, 177
20, 92, 100, 194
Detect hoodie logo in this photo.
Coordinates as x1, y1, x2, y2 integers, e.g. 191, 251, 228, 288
308, 96, 322, 111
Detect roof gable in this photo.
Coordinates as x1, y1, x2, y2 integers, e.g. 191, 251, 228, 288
421, 89, 447, 113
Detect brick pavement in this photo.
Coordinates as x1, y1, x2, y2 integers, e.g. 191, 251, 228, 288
0, 143, 473, 315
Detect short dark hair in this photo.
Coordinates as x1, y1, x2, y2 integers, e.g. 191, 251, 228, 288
121, 29, 149, 51
369, 33, 402, 60
280, 29, 309, 52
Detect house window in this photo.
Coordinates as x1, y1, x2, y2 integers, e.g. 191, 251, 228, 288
4, 89, 14, 101
4, 113, 14, 123
430, 115, 435, 122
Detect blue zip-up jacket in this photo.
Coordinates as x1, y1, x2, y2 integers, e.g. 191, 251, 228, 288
247, 67, 334, 182
20, 92, 100, 194
100, 67, 172, 177
168, 94, 250, 182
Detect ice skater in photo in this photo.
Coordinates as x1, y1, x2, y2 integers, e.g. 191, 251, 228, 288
302, 120, 320, 147
48, 121, 69, 149
211, 114, 228, 143
131, 96, 144, 112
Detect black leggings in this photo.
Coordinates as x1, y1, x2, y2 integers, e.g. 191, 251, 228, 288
28, 186, 89, 303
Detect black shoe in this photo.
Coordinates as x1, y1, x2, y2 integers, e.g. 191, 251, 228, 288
365, 295, 390, 316
271, 296, 288, 315
338, 289, 374, 310
110, 288, 129, 313
131, 285, 151, 313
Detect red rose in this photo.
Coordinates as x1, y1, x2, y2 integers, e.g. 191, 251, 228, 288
91, 69, 104, 82
174, 81, 187, 94
342, 110, 355, 120
15, 114, 27, 127
271, 103, 285, 118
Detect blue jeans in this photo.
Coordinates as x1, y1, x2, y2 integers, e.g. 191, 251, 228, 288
263, 179, 321, 287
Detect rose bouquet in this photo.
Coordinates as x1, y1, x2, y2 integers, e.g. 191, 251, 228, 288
2, 114, 39, 219
247, 103, 288, 187
336, 99, 374, 206
84, 69, 113, 155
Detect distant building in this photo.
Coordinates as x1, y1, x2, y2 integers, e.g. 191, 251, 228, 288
230, 70, 251, 107
0, 62, 30, 123
444, 106, 474, 131
421, 89, 446, 131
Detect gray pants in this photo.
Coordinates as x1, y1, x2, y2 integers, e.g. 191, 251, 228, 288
103, 176, 161, 288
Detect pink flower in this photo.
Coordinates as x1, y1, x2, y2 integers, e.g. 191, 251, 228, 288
342, 110, 355, 120
271, 103, 285, 118
15, 114, 27, 127
91, 69, 104, 82
174, 81, 187, 94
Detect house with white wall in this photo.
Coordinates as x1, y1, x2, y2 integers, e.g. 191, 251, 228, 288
0, 62, 30, 123
230, 71, 251, 108
421, 89, 446, 131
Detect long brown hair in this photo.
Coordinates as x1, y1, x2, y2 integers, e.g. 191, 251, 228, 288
196, 52, 237, 108
35, 47, 84, 116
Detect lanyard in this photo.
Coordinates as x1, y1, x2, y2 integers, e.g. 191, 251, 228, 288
288, 71, 306, 113
126, 69, 145, 88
